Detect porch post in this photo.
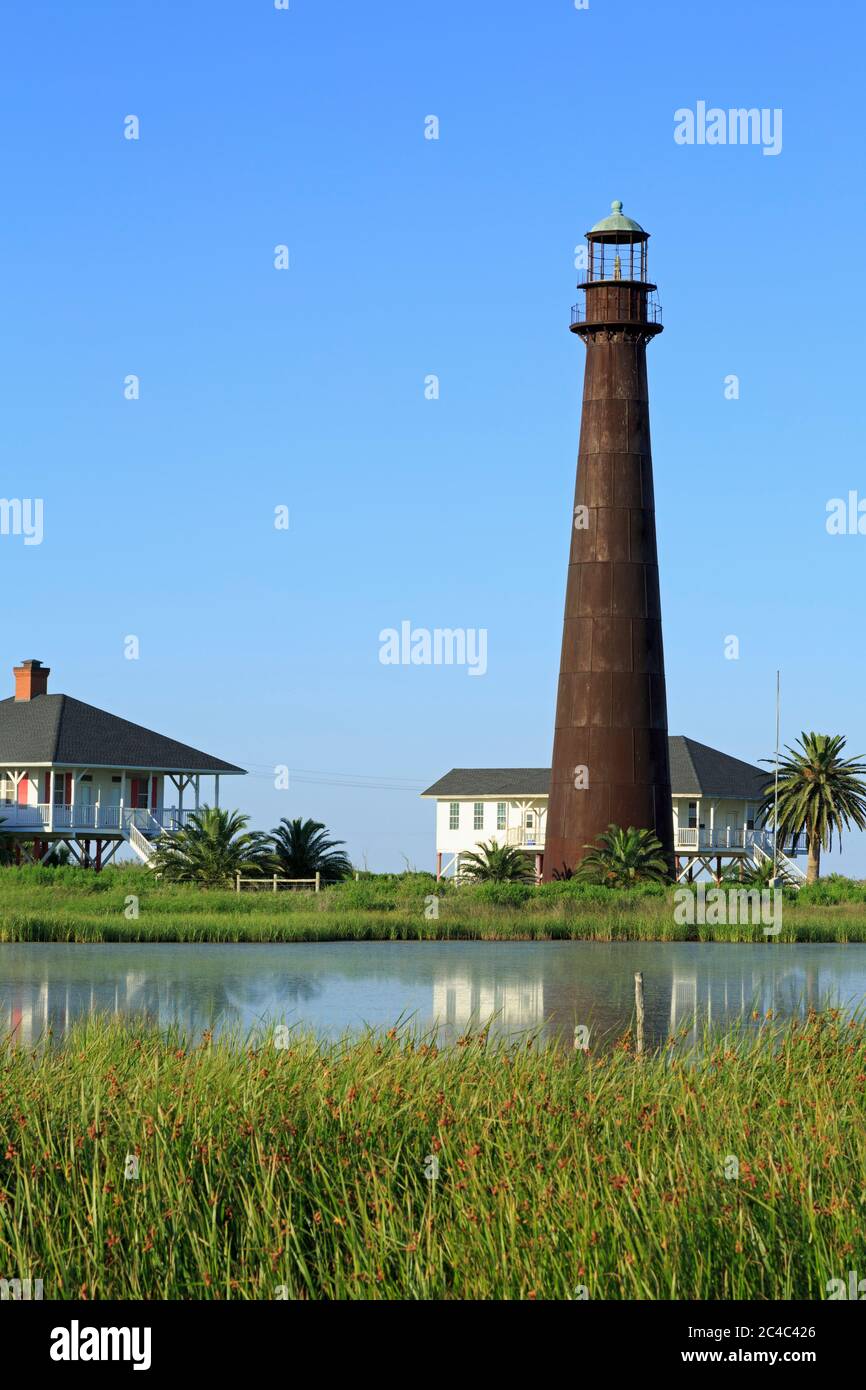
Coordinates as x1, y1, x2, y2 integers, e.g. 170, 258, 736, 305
48, 769, 54, 832
178, 774, 184, 822
214, 774, 220, 808
195, 775, 200, 811
436, 851, 442, 881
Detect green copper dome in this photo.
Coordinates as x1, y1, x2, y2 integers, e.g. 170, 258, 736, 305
588, 200, 647, 237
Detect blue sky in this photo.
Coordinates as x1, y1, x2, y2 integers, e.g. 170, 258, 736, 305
2, 0, 865, 871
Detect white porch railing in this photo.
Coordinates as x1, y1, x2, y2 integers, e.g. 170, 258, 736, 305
675, 827, 808, 857
505, 827, 546, 849
751, 835, 808, 886
0, 805, 200, 836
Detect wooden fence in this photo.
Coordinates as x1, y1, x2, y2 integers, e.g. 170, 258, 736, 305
235, 872, 321, 893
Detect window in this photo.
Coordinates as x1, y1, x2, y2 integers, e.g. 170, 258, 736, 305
473, 802, 484, 832
53, 775, 66, 806
449, 802, 460, 831
687, 801, 698, 829
496, 801, 507, 831
746, 805, 755, 831
0, 775, 14, 804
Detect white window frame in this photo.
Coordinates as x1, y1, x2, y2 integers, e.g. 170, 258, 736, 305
473, 802, 484, 832
449, 801, 460, 831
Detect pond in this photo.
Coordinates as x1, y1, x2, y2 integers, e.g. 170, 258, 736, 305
2, 941, 866, 1050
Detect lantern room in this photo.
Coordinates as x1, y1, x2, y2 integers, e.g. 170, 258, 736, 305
571, 200, 662, 337
584, 199, 650, 281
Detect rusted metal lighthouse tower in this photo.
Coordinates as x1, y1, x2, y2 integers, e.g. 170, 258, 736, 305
543, 201, 674, 879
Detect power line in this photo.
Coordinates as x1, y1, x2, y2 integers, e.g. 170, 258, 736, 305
237, 763, 427, 792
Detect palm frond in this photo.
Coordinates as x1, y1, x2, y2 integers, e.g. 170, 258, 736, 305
150, 805, 270, 887
458, 839, 537, 883
575, 824, 669, 887
269, 818, 352, 884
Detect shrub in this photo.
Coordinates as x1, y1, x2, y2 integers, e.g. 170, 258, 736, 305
469, 882, 533, 908
797, 874, 866, 905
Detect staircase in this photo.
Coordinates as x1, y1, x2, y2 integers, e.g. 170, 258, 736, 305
125, 818, 158, 865
751, 834, 807, 889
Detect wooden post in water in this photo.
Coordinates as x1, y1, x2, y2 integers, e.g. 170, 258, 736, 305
634, 971, 645, 1055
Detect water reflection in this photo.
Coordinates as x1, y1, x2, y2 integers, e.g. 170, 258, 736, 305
1, 942, 865, 1050
432, 974, 544, 1035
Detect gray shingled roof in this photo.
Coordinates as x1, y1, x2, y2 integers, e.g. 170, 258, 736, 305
422, 768, 551, 798
421, 737, 770, 801
0, 695, 245, 774
668, 737, 768, 799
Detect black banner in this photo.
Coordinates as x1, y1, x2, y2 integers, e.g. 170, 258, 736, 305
3, 1297, 860, 1375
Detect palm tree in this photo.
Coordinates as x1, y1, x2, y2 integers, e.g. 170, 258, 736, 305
457, 839, 537, 883
150, 806, 270, 887
759, 732, 866, 884
575, 824, 669, 887
269, 817, 352, 884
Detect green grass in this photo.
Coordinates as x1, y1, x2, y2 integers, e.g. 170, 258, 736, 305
1, 1012, 864, 1299
2, 865, 866, 942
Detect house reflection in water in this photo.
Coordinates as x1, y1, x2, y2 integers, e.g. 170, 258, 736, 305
0, 972, 210, 1047
668, 958, 832, 1048
2, 973, 152, 1046
428, 953, 849, 1051
432, 972, 545, 1036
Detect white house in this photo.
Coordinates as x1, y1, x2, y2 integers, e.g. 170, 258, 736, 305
0, 659, 245, 868
421, 736, 807, 884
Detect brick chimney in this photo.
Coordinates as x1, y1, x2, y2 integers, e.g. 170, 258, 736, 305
14, 659, 50, 701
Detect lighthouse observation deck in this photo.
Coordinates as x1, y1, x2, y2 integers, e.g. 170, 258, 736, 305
570, 291, 663, 329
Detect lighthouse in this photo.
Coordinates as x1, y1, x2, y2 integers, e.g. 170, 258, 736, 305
543, 201, 674, 879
